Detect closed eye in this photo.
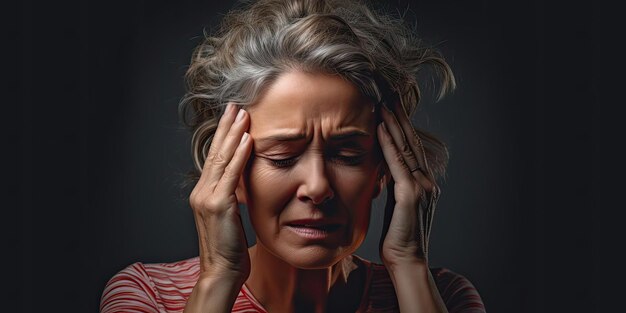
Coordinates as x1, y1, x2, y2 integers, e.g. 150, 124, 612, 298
266, 154, 365, 169
331, 154, 366, 166
267, 156, 299, 168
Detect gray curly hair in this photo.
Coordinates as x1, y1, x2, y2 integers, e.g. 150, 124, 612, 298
179, 0, 455, 183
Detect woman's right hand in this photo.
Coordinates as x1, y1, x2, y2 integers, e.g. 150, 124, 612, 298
189, 103, 253, 283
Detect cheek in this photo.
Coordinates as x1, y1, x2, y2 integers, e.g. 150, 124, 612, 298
332, 168, 375, 200
330, 155, 379, 197
244, 158, 378, 217
245, 161, 295, 216
330, 168, 375, 246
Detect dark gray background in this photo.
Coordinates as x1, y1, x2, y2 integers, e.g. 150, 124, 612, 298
8, 0, 604, 312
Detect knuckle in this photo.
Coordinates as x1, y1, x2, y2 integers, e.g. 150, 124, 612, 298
394, 151, 407, 166
206, 148, 216, 162
189, 191, 227, 215
204, 197, 224, 213
410, 128, 421, 142
189, 192, 203, 212
431, 183, 441, 197
422, 179, 434, 193
410, 137, 421, 150
401, 142, 413, 155
412, 131, 423, 144
222, 165, 238, 180
420, 177, 437, 195
212, 152, 228, 166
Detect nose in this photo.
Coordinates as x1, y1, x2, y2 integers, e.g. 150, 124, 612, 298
296, 154, 334, 205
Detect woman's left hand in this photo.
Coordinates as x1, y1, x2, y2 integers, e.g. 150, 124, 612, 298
377, 101, 440, 269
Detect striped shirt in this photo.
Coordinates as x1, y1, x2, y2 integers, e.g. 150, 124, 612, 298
100, 255, 485, 312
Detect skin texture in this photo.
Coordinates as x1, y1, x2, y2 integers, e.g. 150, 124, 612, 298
242, 71, 381, 268
241, 71, 382, 312
184, 70, 448, 313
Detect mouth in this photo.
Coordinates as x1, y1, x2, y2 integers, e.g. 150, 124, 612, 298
285, 219, 344, 240
286, 223, 342, 232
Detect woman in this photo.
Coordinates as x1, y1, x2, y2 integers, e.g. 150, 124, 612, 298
100, 0, 485, 312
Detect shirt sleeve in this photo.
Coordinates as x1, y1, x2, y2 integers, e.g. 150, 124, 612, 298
100, 262, 161, 313
431, 268, 486, 313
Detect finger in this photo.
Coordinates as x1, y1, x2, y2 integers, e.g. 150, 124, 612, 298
388, 101, 431, 178
205, 103, 237, 165
386, 103, 440, 259
380, 105, 420, 175
214, 132, 253, 197
387, 101, 436, 192
198, 104, 238, 191
206, 109, 250, 186
426, 179, 441, 238
198, 103, 237, 186
377, 122, 414, 185
424, 189, 439, 247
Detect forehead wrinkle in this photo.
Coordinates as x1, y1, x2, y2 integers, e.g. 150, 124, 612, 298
252, 109, 374, 148
247, 71, 376, 145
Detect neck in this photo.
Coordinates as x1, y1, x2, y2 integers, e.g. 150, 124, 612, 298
245, 243, 366, 313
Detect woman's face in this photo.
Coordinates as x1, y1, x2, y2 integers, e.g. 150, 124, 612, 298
239, 70, 382, 269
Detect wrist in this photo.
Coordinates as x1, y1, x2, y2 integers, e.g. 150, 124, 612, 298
199, 261, 250, 283
197, 270, 247, 290
385, 258, 430, 276
381, 244, 429, 271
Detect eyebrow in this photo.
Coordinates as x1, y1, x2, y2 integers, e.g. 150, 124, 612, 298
328, 130, 371, 140
256, 130, 371, 143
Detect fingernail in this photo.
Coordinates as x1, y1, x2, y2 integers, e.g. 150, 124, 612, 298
226, 103, 234, 114
235, 109, 245, 122
380, 122, 388, 134
240, 132, 249, 143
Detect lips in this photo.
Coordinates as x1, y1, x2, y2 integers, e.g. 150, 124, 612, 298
285, 219, 344, 240
286, 219, 343, 232
288, 223, 342, 232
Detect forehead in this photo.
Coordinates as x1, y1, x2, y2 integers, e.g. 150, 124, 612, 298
246, 71, 375, 135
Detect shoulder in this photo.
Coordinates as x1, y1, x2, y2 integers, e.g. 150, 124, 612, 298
360, 257, 485, 313
100, 256, 202, 313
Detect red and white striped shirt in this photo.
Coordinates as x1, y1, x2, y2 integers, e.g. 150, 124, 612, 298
100, 255, 485, 312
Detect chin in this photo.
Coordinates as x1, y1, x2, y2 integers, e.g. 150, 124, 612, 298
255, 227, 368, 269
281, 245, 352, 269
